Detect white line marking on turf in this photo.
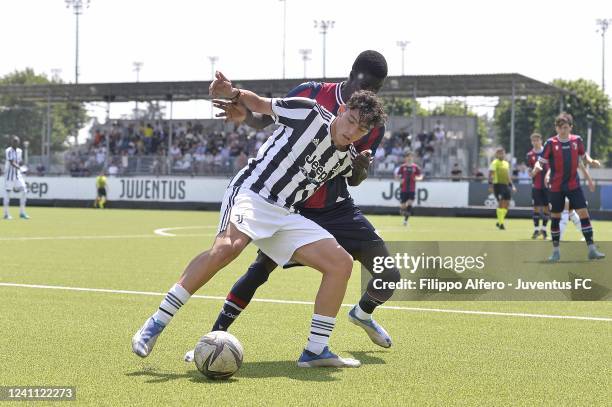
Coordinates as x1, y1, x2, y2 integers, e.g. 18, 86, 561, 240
1, 282, 610, 322
154, 226, 216, 237
0, 233, 217, 242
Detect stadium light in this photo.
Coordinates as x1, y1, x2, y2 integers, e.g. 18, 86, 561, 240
280, 0, 287, 79
396, 40, 410, 76
596, 19, 611, 91
314, 20, 335, 77
299, 49, 312, 78
133, 62, 143, 119
65, 0, 90, 84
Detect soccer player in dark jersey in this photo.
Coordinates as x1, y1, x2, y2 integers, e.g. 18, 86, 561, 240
394, 151, 423, 226
533, 112, 605, 261
203, 51, 400, 350
526, 133, 549, 239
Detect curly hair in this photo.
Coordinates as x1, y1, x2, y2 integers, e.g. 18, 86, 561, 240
346, 90, 387, 130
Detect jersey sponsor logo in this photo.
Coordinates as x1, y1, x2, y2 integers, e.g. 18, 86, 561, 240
301, 154, 341, 183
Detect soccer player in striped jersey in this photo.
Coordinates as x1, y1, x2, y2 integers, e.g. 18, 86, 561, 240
3, 136, 29, 220
204, 51, 401, 351
533, 112, 604, 261
132, 71, 387, 368
394, 151, 423, 226
526, 133, 549, 239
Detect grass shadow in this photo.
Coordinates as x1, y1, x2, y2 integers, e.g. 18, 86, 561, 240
344, 350, 388, 366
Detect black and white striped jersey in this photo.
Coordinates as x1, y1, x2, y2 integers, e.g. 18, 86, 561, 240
230, 97, 357, 209
4, 147, 23, 181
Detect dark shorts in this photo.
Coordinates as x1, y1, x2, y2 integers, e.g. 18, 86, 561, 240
298, 200, 383, 256
531, 188, 549, 207
400, 191, 415, 203
549, 188, 587, 213
97, 188, 107, 197
493, 184, 511, 201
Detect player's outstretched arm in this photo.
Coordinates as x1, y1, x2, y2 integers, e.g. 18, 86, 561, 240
210, 71, 273, 117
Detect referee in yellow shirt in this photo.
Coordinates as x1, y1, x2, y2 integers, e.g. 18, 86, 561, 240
488, 147, 516, 229
95, 171, 108, 209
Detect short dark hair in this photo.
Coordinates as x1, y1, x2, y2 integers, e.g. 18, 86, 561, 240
352, 50, 388, 80
346, 90, 387, 130
555, 112, 573, 127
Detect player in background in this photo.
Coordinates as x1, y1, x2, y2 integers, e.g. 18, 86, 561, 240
488, 147, 515, 230
95, 171, 108, 209
201, 51, 400, 350
526, 133, 549, 239
533, 112, 604, 261
3, 136, 29, 220
394, 151, 423, 226
133, 71, 387, 368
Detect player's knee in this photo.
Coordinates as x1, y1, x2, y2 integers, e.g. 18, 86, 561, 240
255, 252, 278, 274
211, 241, 244, 263
336, 252, 354, 280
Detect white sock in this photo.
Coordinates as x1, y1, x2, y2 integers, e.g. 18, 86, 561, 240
152, 283, 191, 326
570, 211, 581, 231
3, 189, 9, 216
354, 304, 372, 320
306, 314, 336, 355
19, 190, 27, 215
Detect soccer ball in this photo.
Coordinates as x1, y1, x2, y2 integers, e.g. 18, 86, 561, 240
193, 331, 244, 380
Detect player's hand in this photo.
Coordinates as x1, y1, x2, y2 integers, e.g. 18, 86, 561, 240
209, 71, 235, 98
587, 179, 596, 192
590, 159, 601, 168
353, 150, 372, 170
512, 185, 517, 193
212, 100, 247, 123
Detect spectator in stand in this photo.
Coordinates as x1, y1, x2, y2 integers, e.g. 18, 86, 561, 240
451, 163, 463, 182
517, 163, 531, 184
108, 162, 119, 176
473, 166, 485, 182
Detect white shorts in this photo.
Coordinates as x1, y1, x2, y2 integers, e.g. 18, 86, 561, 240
217, 187, 334, 266
4, 177, 27, 192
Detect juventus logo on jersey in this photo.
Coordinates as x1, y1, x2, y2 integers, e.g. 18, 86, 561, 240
234, 214, 244, 224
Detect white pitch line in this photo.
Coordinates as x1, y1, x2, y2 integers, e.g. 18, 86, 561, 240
0, 233, 216, 242
0, 282, 610, 322
154, 226, 217, 237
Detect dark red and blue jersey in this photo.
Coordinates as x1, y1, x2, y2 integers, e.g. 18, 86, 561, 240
395, 163, 422, 193
526, 148, 548, 190
286, 81, 385, 210
539, 135, 585, 192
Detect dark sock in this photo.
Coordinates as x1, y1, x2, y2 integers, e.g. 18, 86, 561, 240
551, 217, 560, 247
580, 217, 593, 245
211, 259, 274, 331
542, 213, 549, 228
532, 211, 540, 228
358, 292, 383, 314
406, 205, 412, 219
